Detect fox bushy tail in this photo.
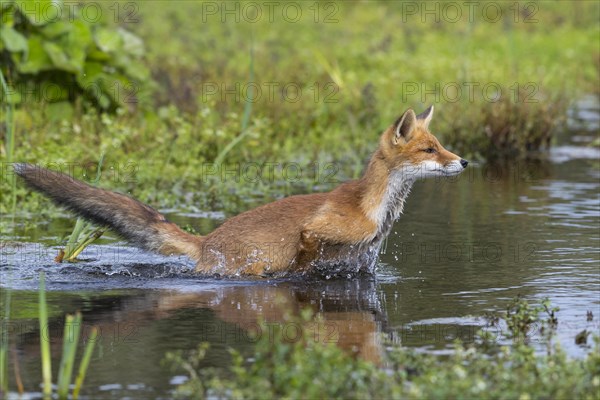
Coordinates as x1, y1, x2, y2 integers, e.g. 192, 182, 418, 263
14, 163, 203, 259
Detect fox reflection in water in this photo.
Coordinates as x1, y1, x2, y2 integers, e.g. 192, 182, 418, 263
32, 276, 387, 364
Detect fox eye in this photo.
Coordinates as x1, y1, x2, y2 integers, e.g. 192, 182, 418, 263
423, 148, 436, 154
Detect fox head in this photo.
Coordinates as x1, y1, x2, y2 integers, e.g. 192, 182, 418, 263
379, 106, 468, 180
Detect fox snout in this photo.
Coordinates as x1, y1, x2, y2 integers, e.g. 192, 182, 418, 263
440, 158, 468, 177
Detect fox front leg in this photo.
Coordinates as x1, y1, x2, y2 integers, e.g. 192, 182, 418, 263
294, 229, 322, 271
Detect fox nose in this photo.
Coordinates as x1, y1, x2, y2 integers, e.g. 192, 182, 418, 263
460, 159, 469, 168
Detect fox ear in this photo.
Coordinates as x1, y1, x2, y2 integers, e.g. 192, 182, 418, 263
416, 105, 434, 129
393, 109, 417, 144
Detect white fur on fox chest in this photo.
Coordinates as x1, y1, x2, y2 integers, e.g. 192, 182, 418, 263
366, 169, 414, 235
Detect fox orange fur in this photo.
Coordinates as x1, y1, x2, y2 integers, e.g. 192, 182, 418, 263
16, 106, 467, 276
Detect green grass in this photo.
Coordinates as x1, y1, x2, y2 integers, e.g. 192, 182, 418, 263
1, 1, 598, 215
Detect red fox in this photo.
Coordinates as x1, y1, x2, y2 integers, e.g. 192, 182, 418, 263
15, 106, 467, 276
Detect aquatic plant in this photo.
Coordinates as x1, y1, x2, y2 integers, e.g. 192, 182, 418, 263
56, 154, 106, 263
503, 295, 559, 340
38, 272, 99, 399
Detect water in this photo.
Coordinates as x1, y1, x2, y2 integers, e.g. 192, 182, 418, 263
1, 147, 599, 398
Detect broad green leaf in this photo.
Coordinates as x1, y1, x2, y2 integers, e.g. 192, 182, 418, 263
103, 74, 131, 104
87, 49, 111, 61
69, 19, 92, 48
6, 2, 147, 112
17, 35, 53, 73
97, 92, 110, 109
43, 41, 80, 73
62, 19, 92, 71
0, 25, 28, 52
41, 21, 71, 39
113, 52, 149, 81
94, 28, 122, 53
118, 28, 144, 57
123, 59, 149, 81
76, 61, 103, 87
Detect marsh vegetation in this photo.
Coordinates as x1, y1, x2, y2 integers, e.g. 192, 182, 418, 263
1, 1, 599, 398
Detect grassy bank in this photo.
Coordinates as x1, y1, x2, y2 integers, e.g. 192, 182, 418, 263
1, 1, 599, 215
166, 298, 600, 399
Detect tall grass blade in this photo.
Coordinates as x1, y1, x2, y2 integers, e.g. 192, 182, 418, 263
65, 229, 105, 262
57, 313, 82, 398
0, 284, 11, 395
0, 66, 17, 215
72, 327, 98, 399
0, 69, 14, 163
11, 344, 24, 395
38, 272, 52, 398
64, 218, 86, 258
214, 43, 255, 166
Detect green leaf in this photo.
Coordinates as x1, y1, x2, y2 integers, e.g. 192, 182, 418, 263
97, 92, 111, 109
76, 61, 103, 87
118, 28, 144, 57
75, 63, 115, 108
63, 19, 92, 71
0, 25, 28, 52
94, 28, 122, 53
43, 41, 80, 73
41, 20, 72, 39
87, 49, 111, 61
68, 20, 93, 49
16, 35, 53, 73
113, 53, 148, 81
